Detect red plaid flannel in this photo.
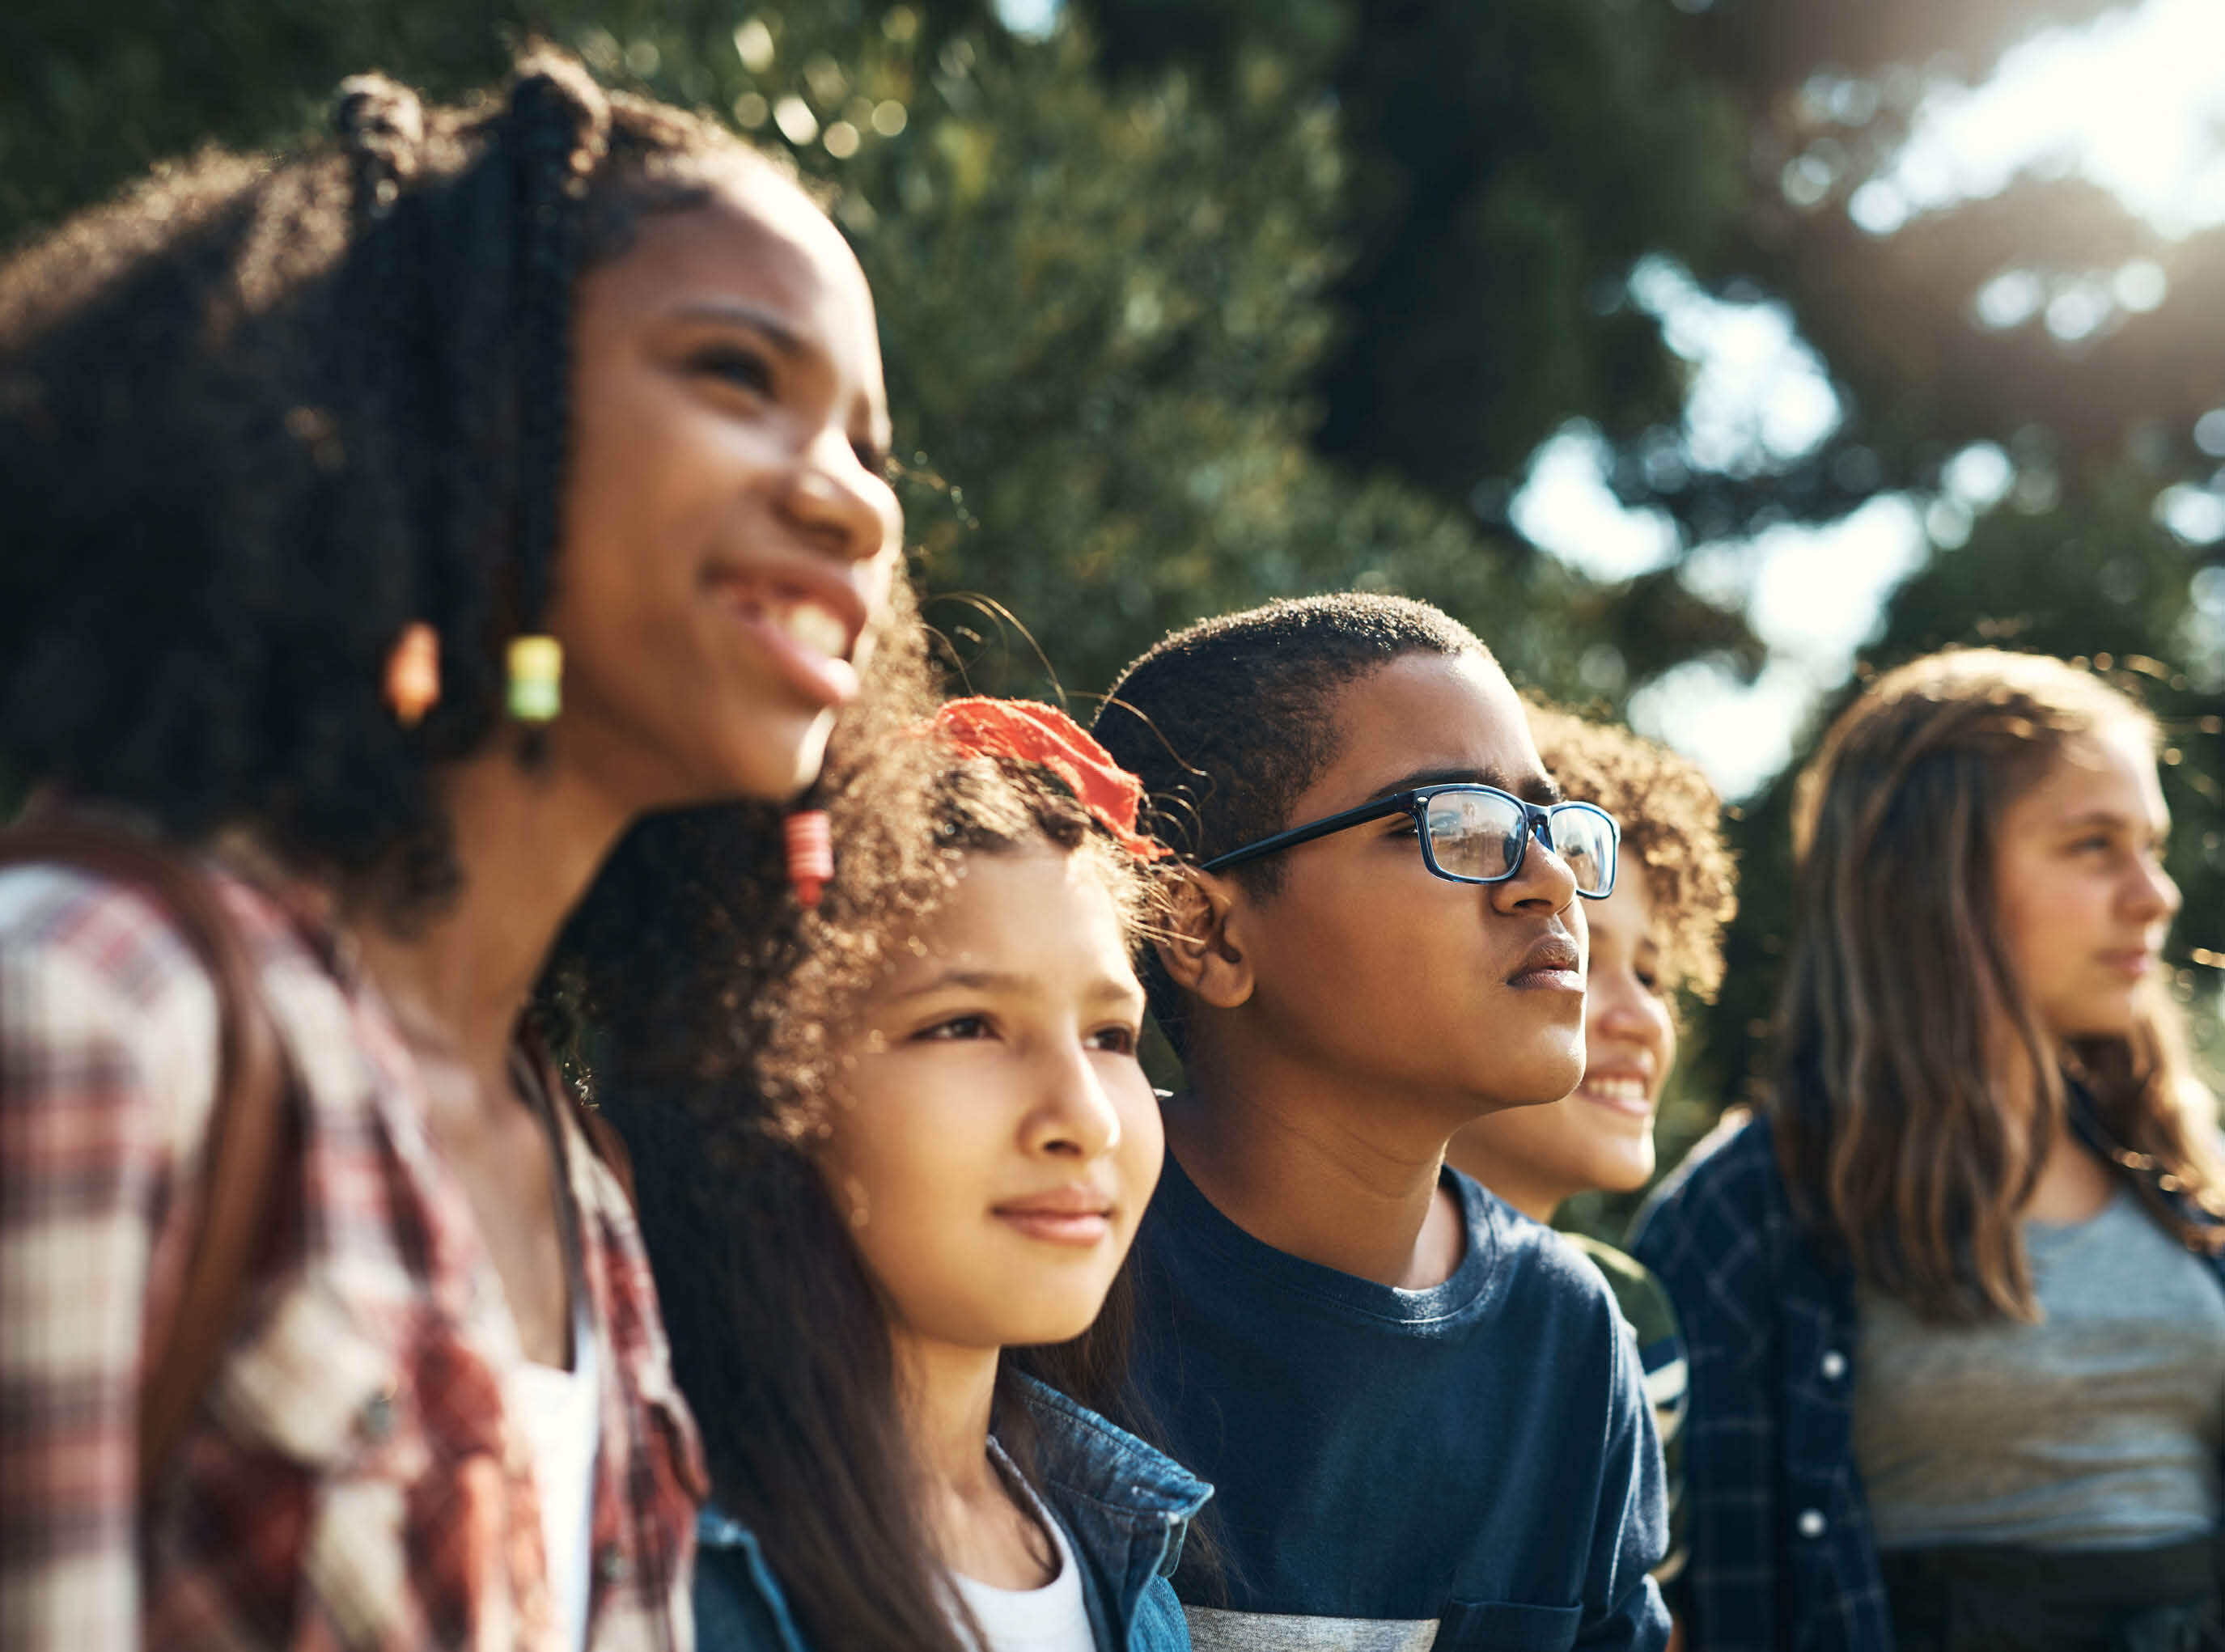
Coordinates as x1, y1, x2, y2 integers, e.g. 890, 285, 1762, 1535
0, 859, 707, 1652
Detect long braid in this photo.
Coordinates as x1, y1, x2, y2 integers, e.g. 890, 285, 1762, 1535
333, 74, 423, 227
430, 113, 526, 764
331, 76, 426, 636
329, 74, 464, 899
0, 48, 772, 917
503, 58, 608, 768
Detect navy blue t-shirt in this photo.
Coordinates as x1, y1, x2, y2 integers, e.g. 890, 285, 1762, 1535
1130, 1155, 1669, 1651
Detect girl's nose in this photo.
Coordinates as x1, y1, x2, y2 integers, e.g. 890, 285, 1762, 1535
780, 426, 899, 567
1024, 1042, 1123, 1160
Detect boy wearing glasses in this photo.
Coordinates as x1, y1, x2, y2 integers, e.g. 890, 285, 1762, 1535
1095, 594, 1668, 1651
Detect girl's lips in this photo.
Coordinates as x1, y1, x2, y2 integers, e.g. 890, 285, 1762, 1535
2098, 948, 2158, 980
1507, 967, 1584, 993
994, 1185, 1116, 1247
994, 1209, 1113, 1247
1574, 1076, 1655, 1120
719, 593, 862, 710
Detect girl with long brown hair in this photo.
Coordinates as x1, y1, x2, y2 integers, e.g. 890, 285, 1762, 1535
579, 700, 1207, 1652
1634, 648, 2225, 1652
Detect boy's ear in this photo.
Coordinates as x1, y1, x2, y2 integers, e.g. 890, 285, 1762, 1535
1153, 868, 1255, 1011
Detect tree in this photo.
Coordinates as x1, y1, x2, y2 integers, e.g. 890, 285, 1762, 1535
0, 0, 518, 233
1073, 0, 2225, 1112
8, 0, 2219, 1105
5, 0, 1749, 710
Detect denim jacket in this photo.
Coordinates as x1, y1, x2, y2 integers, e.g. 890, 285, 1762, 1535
693, 1373, 1211, 1652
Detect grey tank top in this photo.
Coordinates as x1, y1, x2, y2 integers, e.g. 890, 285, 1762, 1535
1852, 1187, 2225, 1551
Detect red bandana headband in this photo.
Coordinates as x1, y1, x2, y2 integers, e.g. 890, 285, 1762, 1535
931, 697, 1168, 860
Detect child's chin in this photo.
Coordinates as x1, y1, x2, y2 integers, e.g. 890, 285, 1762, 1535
1459, 1048, 1586, 1112
1591, 1154, 1655, 1197
1524, 1058, 1589, 1108
997, 1314, 1100, 1349
984, 1292, 1109, 1352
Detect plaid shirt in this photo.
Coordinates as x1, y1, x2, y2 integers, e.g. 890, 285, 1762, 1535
0, 858, 707, 1652
1630, 1106, 2225, 1652
1626, 1115, 1892, 1652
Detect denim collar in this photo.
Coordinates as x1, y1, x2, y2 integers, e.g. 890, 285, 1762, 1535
694, 1375, 1210, 1550
697, 1375, 1210, 1652
1007, 1372, 1211, 1536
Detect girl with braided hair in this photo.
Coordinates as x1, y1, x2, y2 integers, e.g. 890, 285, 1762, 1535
0, 48, 909, 1652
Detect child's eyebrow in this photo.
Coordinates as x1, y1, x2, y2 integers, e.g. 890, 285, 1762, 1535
671, 299, 808, 360
881, 968, 1144, 1012
1366, 765, 1566, 807
887, 968, 1030, 996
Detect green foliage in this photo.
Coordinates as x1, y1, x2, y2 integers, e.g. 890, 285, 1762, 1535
617, 4, 1651, 701
2, 0, 1665, 707
7, 0, 2222, 1122
1670, 0, 2225, 528
0, 0, 519, 235
1079, 0, 1746, 503
1319, 0, 1745, 500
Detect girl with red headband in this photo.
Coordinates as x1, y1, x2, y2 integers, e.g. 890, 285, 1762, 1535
578, 699, 1207, 1652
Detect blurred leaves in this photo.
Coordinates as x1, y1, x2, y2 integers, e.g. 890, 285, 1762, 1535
1066, 0, 2225, 1109
0, 0, 519, 231
3, 0, 1749, 706
6, 0, 2222, 1108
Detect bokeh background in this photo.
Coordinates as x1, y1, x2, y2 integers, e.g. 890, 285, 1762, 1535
7, 0, 2222, 1194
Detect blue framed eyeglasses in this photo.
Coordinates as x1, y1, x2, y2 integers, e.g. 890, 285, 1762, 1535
1201, 783, 1619, 898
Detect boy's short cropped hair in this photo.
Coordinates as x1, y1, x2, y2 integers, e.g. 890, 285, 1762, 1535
1093, 593, 1491, 1052
1526, 703, 1736, 1001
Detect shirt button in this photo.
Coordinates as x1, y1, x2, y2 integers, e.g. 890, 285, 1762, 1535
595, 1546, 631, 1585
358, 1390, 396, 1442
1820, 1350, 1848, 1380
1797, 1509, 1828, 1539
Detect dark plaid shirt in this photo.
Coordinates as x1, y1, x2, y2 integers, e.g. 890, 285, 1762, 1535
1632, 1105, 2225, 1652
1627, 1115, 1892, 1652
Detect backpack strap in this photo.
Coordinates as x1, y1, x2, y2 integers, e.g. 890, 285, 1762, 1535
0, 826, 638, 1497
0, 825, 289, 1491
515, 1018, 638, 1209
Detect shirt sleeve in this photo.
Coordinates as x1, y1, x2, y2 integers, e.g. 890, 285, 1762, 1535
0, 886, 214, 1652
1574, 1290, 1673, 1651
1627, 1271, 1689, 1595
1630, 1146, 1782, 1652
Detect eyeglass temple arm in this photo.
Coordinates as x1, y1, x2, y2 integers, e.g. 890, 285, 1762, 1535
1197, 795, 1409, 873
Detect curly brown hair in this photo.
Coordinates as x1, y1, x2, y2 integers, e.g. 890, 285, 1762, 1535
556, 665, 1159, 1125
1526, 701, 1736, 1002
558, 686, 1166, 1652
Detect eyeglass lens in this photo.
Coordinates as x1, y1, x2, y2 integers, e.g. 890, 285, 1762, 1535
1422, 793, 1614, 895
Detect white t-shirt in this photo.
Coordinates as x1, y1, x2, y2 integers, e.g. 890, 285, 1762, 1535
946, 1441, 1095, 1652
509, 1295, 600, 1652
